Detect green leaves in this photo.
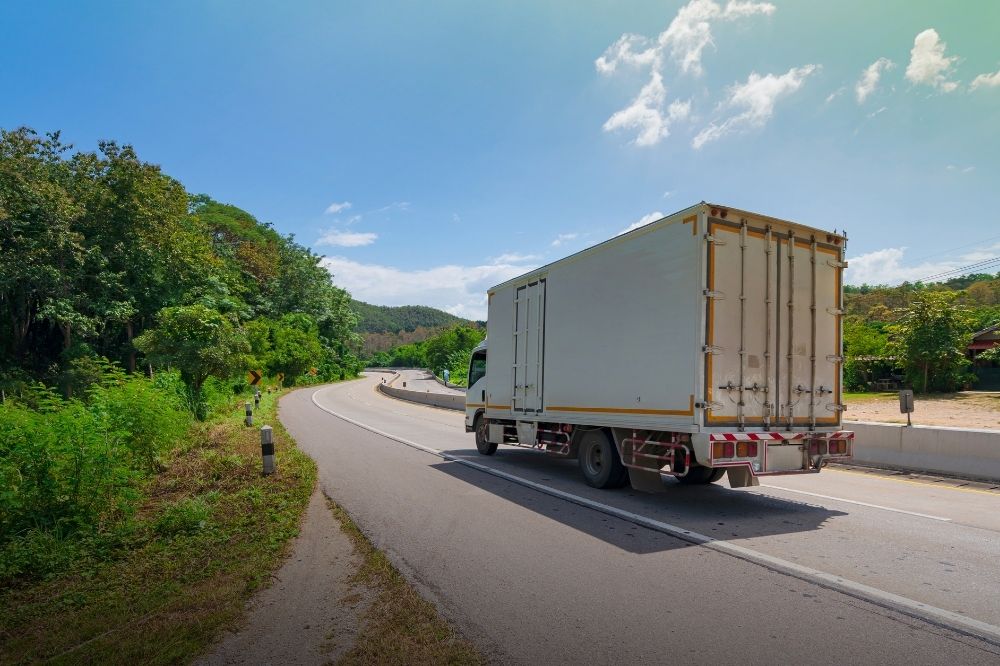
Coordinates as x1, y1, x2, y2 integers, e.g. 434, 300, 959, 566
134, 305, 251, 416
886, 291, 976, 393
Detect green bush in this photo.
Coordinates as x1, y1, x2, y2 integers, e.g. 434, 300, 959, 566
0, 374, 190, 563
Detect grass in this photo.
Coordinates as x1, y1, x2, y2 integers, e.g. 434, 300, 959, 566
843, 391, 898, 402
327, 499, 484, 665
0, 387, 316, 665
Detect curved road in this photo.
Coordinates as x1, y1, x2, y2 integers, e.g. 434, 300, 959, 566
280, 374, 1000, 664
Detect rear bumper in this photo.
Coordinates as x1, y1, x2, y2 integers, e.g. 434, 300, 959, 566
696, 430, 855, 476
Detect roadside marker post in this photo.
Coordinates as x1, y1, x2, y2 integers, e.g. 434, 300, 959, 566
261, 426, 275, 476
254, 389, 261, 408
899, 389, 914, 427
245, 401, 253, 427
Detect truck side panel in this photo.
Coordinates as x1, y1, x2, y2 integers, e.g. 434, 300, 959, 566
487, 212, 703, 430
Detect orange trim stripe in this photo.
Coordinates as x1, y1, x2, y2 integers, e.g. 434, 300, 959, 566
547, 395, 694, 417
683, 215, 697, 236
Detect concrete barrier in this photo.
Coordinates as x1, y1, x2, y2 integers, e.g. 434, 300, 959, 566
432, 374, 467, 392
848, 421, 1000, 482
378, 382, 465, 411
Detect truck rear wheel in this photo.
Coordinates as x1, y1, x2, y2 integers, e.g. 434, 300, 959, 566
676, 465, 725, 485
578, 430, 629, 489
474, 414, 497, 455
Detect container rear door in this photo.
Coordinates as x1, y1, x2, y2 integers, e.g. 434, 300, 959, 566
705, 218, 842, 428
513, 279, 545, 413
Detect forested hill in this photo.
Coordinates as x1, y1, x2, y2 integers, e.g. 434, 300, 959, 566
350, 300, 467, 333
0, 127, 362, 397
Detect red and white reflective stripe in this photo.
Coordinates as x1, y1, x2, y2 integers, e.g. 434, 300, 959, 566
709, 430, 855, 442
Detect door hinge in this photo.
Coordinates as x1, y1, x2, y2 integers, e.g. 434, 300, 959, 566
703, 289, 725, 300
826, 354, 844, 363
704, 233, 727, 245
702, 345, 724, 355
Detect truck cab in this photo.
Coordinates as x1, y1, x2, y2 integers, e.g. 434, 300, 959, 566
464, 340, 489, 446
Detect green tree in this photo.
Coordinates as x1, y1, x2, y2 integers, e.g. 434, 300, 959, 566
134, 305, 250, 417
886, 292, 975, 393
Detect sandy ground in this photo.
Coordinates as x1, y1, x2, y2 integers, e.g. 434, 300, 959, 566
197, 487, 373, 666
846, 392, 1000, 429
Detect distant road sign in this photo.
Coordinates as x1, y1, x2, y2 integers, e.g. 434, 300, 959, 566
309, 367, 318, 376
248, 369, 262, 386
277, 372, 285, 383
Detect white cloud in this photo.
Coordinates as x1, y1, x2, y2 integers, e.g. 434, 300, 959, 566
825, 87, 845, 104
492, 252, 543, 265
316, 230, 378, 247
602, 73, 691, 146
321, 256, 541, 320
867, 106, 888, 119
663, 190, 674, 198
692, 64, 817, 149
596, 0, 774, 146
368, 201, 411, 214
652, 0, 776, 77
855, 57, 894, 103
946, 164, 975, 173
905, 29, 959, 92
452, 213, 461, 224
971, 68, 1000, 90
325, 201, 352, 215
551, 233, 579, 247
595, 33, 658, 74
846, 244, 1000, 286
619, 211, 664, 235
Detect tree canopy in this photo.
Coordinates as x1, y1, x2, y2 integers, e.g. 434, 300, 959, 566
0, 127, 362, 403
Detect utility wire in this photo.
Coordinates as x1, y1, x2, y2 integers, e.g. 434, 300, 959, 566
905, 231, 1000, 266
917, 256, 1000, 283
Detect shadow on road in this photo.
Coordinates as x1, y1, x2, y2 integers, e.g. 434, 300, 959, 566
432, 448, 848, 555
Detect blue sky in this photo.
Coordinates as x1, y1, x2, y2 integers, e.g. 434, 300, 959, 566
3, 1, 998, 319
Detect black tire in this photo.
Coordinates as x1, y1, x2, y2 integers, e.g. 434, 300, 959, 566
676, 464, 725, 485
474, 414, 497, 455
578, 430, 629, 489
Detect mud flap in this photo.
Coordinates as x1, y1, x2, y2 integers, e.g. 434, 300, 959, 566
628, 468, 667, 493
727, 467, 760, 488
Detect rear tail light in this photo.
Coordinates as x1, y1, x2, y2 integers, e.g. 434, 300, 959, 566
713, 441, 735, 459
829, 440, 847, 455
736, 442, 758, 458
809, 441, 827, 456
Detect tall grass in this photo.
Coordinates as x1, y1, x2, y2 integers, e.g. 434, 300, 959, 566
0, 371, 192, 581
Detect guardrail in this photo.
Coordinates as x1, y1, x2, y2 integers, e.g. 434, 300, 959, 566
847, 421, 1000, 482
369, 369, 466, 411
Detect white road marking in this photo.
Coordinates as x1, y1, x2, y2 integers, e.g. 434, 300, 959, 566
309, 385, 1000, 647
758, 485, 952, 522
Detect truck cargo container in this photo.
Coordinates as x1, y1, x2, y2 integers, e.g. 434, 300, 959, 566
464, 202, 854, 490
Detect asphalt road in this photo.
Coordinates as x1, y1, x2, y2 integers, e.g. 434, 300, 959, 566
280, 374, 1000, 664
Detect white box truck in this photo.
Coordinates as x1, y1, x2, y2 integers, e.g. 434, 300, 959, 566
464, 202, 854, 490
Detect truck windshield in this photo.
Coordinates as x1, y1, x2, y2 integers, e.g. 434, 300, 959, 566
468, 350, 486, 386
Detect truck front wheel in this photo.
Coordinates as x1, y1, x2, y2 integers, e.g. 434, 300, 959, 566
578, 430, 629, 489
474, 414, 497, 455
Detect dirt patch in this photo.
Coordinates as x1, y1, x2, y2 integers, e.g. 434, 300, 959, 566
846, 392, 1000, 429
198, 487, 374, 665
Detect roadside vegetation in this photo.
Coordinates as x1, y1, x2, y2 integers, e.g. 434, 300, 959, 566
368, 324, 485, 386
0, 381, 315, 664
0, 126, 365, 658
844, 275, 1000, 393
